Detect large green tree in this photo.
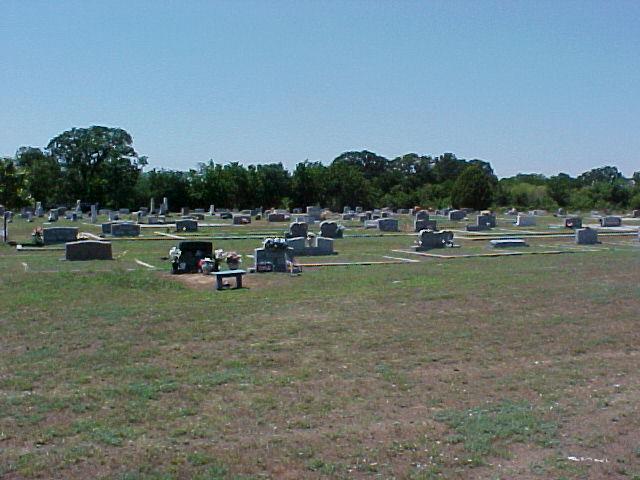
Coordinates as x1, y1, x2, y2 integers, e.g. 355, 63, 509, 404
450, 165, 496, 210
47, 126, 146, 207
15, 147, 62, 207
0, 157, 29, 208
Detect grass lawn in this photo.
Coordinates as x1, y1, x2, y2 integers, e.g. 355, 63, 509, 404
1, 214, 639, 479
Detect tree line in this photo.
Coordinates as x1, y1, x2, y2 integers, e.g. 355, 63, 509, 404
1, 125, 639, 212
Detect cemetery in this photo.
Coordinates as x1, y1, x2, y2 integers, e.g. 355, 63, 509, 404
1, 205, 640, 479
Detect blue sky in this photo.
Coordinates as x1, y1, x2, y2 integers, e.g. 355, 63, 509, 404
2, 0, 639, 177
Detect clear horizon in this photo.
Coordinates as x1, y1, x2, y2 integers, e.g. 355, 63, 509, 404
2, 0, 639, 178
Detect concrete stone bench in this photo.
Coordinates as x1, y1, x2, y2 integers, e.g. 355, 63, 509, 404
214, 269, 246, 290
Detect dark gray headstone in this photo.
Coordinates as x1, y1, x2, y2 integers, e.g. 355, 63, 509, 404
66, 240, 113, 261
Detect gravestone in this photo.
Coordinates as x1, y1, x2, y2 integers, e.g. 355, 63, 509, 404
181, 207, 190, 216
102, 222, 113, 234
35, 202, 44, 217
75, 200, 82, 212
209, 204, 215, 215
150, 198, 155, 214
557, 208, 566, 216
42, 227, 78, 244
355, 206, 363, 213
65, 240, 113, 261
306, 206, 323, 221
91, 204, 97, 223
342, 213, 355, 221
377, 218, 399, 232
414, 219, 437, 232
364, 219, 379, 229
415, 210, 429, 220
48, 209, 59, 222
176, 219, 198, 232
448, 210, 466, 221
287, 221, 308, 238
254, 238, 294, 272
220, 212, 232, 220
194, 208, 205, 214
267, 212, 287, 222
146, 215, 161, 224
285, 235, 335, 255
467, 214, 494, 231
599, 216, 621, 227
565, 217, 582, 229
118, 208, 130, 214
530, 209, 547, 216
515, 214, 536, 226
415, 229, 454, 250
320, 220, 343, 238
56, 206, 66, 216
233, 214, 251, 225
111, 222, 141, 237
26, 212, 34, 222
576, 227, 599, 245
343, 206, 351, 214
633, 209, 640, 218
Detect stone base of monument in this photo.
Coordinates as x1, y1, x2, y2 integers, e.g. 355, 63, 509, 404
490, 239, 528, 248
285, 236, 337, 256
65, 240, 113, 261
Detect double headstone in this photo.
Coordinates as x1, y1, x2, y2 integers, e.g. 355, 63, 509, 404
416, 229, 454, 250
319, 220, 343, 238
515, 214, 536, 226
287, 221, 308, 238
65, 240, 113, 261
42, 227, 78, 244
111, 222, 141, 237
176, 219, 198, 232
377, 218, 399, 232
599, 216, 621, 227
233, 214, 251, 225
448, 210, 466, 221
414, 218, 437, 232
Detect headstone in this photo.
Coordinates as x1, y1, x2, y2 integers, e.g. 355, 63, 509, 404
176, 219, 198, 232
2, 211, 9, 242
415, 210, 429, 220
48, 209, 59, 222
576, 227, 599, 245
343, 206, 351, 214
448, 210, 466, 221
35, 202, 44, 217
515, 214, 536, 226
254, 238, 294, 272
102, 222, 113, 234
599, 216, 621, 227
564, 217, 582, 229
150, 198, 155, 214
342, 213, 355, 221
633, 209, 640, 218
267, 212, 287, 222
209, 204, 215, 215
355, 206, 363, 213
75, 200, 82, 212
530, 209, 547, 216
180, 207, 190, 216
287, 221, 308, 238
377, 218, 399, 232
306, 206, 323, 221
57, 206, 66, 216
364, 219, 379, 229
26, 212, 34, 222
194, 208, 205, 214
233, 214, 251, 225
414, 219, 437, 232
42, 227, 79, 244
90, 204, 97, 223
111, 222, 141, 237
118, 208, 130, 215
557, 208, 566, 216
416, 229, 454, 250
319, 220, 343, 238
220, 212, 232, 220
108, 211, 119, 221
146, 215, 161, 224
285, 235, 335, 255
65, 240, 113, 261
